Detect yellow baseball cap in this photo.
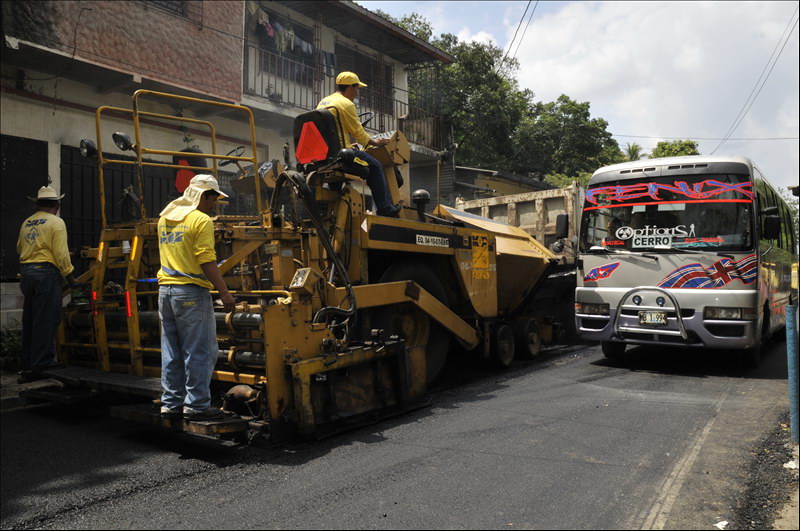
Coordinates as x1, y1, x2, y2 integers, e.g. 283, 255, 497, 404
336, 72, 367, 87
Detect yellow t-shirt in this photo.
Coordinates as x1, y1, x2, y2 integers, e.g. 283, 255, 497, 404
17, 211, 74, 277
317, 92, 371, 149
157, 209, 216, 289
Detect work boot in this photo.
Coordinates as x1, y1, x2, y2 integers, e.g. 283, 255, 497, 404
17, 371, 48, 384
377, 203, 401, 218
160, 406, 182, 418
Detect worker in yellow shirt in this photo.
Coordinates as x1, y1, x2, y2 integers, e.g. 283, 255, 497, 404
157, 174, 235, 421
317, 71, 400, 217
16, 186, 76, 382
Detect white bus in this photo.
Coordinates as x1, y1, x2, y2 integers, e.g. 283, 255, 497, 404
575, 155, 797, 365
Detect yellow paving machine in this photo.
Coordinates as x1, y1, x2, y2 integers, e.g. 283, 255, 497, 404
44, 90, 558, 444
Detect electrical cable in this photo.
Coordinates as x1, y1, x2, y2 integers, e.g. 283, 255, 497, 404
510, 0, 539, 63
497, 0, 532, 73
711, 7, 799, 154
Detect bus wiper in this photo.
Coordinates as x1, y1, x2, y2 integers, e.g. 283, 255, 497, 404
588, 246, 659, 261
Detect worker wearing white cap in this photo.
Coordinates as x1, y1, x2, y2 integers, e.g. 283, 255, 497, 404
157, 174, 235, 421
16, 186, 76, 382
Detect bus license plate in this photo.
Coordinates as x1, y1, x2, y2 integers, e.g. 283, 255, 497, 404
639, 311, 667, 326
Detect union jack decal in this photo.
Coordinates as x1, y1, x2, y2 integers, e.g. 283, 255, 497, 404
657, 254, 757, 289
584, 262, 621, 282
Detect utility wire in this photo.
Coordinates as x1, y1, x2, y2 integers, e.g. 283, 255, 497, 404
497, 0, 532, 72
711, 7, 799, 154
510, 0, 539, 63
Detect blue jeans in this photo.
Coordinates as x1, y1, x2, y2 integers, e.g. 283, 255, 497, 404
20, 263, 62, 370
348, 150, 393, 213
158, 284, 218, 412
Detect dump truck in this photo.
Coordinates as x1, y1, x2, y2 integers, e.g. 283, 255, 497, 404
456, 185, 582, 339
37, 90, 558, 444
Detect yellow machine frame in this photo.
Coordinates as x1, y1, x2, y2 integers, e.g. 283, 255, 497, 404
56, 90, 555, 443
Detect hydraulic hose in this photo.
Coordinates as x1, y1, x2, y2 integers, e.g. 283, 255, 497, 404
270, 170, 357, 337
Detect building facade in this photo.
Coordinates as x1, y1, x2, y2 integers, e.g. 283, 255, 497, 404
0, 0, 453, 326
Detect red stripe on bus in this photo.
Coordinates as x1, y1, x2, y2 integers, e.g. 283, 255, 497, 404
582, 199, 753, 211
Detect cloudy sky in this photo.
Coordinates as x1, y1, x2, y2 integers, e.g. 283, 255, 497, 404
360, 1, 799, 192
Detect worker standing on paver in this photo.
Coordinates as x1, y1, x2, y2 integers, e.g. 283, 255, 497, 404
16, 185, 76, 383
157, 174, 236, 421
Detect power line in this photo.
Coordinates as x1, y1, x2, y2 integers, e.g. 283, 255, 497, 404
510, 0, 539, 63
497, 0, 532, 72
711, 7, 799, 154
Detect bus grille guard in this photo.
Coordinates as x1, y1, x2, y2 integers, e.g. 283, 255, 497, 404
611, 286, 689, 342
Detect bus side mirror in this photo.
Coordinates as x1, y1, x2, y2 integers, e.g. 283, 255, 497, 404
555, 213, 569, 240
763, 215, 780, 240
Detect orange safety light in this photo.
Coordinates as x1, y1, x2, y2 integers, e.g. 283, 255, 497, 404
124, 290, 132, 318
91, 291, 98, 316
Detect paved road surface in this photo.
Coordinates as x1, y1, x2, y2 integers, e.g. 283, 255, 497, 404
0, 340, 790, 529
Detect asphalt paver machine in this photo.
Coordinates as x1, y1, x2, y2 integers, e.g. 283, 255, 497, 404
44, 90, 557, 444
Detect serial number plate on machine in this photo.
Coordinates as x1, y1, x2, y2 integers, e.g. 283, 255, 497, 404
639, 311, 667, 326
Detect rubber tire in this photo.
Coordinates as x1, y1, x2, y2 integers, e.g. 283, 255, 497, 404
373, 261, 451, 384
601, 341, 626, 358
514, 318, 542, 360
491, 324, 516, 368
741, 308, 769, 368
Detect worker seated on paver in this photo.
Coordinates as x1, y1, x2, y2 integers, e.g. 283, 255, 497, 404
315, 72, 400, 218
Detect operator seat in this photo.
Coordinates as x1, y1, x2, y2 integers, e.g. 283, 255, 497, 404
293, 108, 369, 180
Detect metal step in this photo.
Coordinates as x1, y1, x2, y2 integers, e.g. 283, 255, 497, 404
110, 403, 250, 436
19, 385, 95, 405
40, 366, 163, 398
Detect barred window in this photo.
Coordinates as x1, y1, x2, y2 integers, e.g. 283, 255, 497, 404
142, 1, 203, 24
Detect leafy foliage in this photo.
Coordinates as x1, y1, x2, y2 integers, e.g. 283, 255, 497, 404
543, 172, 593, 188
375, 10, 631, 187
649, 139, 700, 159
510, 95, 624, 179
625, 142, 643, 161
777, 187, 799, 240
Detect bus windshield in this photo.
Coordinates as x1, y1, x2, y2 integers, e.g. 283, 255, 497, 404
579, 174, 754, 253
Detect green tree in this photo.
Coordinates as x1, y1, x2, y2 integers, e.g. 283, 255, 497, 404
433, 33, 533, 169
778, 187, 799, 241
624, 142, 643, 161
370, 10, 625, 188
375, 10, 433, 41
509, 95, 623, 179
648, 139, 700, 159
543, 171, 592, 188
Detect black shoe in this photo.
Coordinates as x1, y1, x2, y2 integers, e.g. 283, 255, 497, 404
17, 371, 48, 384
183, 409, 224, 422
377, 203, 401, 218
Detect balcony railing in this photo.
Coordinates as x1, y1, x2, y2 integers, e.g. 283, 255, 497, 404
243, 44, 443, 150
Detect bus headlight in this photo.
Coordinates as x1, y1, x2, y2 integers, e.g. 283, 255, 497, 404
575, 302, 610, 315
704, 307, 757, 320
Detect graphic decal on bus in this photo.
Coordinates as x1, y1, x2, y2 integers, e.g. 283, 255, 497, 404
585, 179, 754, 208
584, 262, 621, 282
657, 254, 757, 288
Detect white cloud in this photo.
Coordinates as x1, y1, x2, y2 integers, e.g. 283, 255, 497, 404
360, 0, 798, 190
512, 1, 799, 189
456, 27, 498, 46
